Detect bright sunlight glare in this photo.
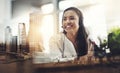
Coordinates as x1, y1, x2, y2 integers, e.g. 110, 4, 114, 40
39, 15, 54, 53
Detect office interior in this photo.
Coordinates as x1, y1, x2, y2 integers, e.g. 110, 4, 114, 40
0, 0, 117, 51
0, 0, 120, 73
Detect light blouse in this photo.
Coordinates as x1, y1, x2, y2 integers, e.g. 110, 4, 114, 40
49, 32, 77, 62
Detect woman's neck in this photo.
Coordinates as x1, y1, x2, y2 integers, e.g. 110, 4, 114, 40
66, 32, 77, 43
66, 32, 78, 50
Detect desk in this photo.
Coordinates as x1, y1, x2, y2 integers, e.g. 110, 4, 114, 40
33, 61, 120, 73
0, 57, 120, 73
0, 59, 33, 73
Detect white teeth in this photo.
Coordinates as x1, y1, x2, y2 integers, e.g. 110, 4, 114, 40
66, 25, 70, 28
63, 25, 71, 29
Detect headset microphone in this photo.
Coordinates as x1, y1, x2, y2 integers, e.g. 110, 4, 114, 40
62, 26, 66, 29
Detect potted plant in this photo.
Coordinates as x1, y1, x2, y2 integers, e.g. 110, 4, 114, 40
108, 27, 120, 56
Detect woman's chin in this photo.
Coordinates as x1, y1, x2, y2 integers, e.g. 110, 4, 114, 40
65, 30, 73, 33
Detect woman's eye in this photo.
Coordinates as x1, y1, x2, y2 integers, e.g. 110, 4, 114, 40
63, 18, 66, 21
70, 18, 75, 20
70, 17, 75, 20
63, 16, 75, 21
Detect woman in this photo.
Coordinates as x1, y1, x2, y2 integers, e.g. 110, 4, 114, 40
49, 7, 93, 62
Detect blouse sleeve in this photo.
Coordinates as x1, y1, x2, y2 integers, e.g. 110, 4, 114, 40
49, 34, 63, 61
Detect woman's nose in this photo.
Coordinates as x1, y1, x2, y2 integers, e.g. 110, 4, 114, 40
66, 19, 70, 23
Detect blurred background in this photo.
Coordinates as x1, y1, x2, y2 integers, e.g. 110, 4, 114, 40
0, 1, 120, 73
0, 0, 120, 53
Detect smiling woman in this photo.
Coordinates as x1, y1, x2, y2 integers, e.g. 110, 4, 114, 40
49, 7, 94, 62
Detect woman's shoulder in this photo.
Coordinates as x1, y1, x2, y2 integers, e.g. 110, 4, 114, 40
49, 32, 65, 41
51, 32, 64, 38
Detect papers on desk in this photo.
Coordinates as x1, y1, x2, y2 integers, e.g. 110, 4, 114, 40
32, 52, 76, 64
33, 52, 52, 64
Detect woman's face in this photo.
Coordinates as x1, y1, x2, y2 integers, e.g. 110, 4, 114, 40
62, 10, 79, 33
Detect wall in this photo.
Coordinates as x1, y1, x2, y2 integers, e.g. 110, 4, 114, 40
0, 0, 11, 43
